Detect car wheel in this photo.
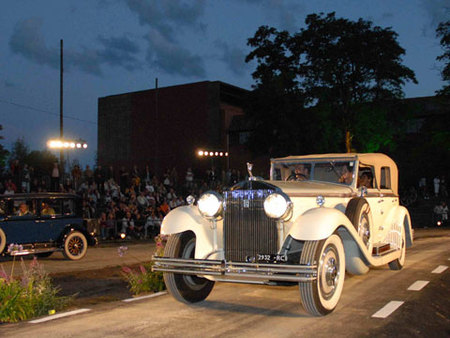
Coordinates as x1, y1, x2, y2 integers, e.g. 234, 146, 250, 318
389, 223, 406, 270
35, 252, 53, 258
0, 228, 6, 254
63, 231, 88, 260
345, 198, 373, 253
163, 231, 215, 303
299, 234, 346, 316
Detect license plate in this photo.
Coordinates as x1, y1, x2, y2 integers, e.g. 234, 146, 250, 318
257, 253, 288, 263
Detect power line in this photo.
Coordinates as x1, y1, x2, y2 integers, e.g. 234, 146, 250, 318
0, 98, 97, 125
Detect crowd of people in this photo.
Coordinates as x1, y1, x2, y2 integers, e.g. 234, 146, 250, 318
0, 161, 243, 240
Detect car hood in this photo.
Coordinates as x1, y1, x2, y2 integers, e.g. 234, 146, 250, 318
264, 180, 355, 198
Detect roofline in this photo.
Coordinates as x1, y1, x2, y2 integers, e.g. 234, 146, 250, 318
99, 80, 250, 100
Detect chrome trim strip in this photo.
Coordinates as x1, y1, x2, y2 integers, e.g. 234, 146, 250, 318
152, 256, 317, 282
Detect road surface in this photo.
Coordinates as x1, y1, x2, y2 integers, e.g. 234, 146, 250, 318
1, 231, 448, 337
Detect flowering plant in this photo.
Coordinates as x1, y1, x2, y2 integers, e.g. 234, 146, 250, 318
0, 257, 71, 323
118, 237, 167, 295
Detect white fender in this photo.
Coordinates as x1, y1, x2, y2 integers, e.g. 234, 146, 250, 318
161, 205, 219, 259
383, 205, 414, 247
287, 207, 355, 241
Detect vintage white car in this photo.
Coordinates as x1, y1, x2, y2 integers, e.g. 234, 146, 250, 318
153, 153, 413, 316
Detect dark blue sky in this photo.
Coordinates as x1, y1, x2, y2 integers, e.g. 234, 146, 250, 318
1, 0, 448, 166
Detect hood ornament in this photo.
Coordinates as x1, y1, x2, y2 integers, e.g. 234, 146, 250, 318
247, 162, 256, 181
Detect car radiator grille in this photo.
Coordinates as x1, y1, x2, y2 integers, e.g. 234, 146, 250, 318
223, 189, 277, 262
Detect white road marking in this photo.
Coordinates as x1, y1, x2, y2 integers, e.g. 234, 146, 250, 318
432, 265, 448, 274
122, 291, 167, 303
29, 309, 91, 324
407, 280, 429, 291
372, 301, 404, 319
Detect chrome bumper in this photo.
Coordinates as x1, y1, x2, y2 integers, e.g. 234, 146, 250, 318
152, 256, 317, 282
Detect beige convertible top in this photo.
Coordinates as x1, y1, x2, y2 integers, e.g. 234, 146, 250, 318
271, 153, 398, 194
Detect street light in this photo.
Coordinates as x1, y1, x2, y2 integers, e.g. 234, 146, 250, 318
47, 139, 88, 149
196, 149, 228, 157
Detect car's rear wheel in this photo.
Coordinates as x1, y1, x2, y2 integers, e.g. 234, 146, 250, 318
299, 234, 346, 316
63, 231, 88, 260
163, 231, 215, 303
345, 198, 373, 253
0, 228, 6, 254
389, 223, 406, 270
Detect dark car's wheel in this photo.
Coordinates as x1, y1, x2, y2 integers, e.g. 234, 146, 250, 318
63, 231, 88, 260
163, 231, 214, 303
35, 252, 53, 258
345, 198, 373, 252
389, 222, 406, 270
299, 234, 346, 316
0, 228, 6, 254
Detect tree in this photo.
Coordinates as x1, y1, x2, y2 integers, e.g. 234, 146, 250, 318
10, 137, 30, 164
26, 150, 58, 178
436, 21, 450, 97
0, 125, 10, 169
246, 12, 417, 154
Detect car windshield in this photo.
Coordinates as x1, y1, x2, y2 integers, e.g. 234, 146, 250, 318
271, 160, 356, 185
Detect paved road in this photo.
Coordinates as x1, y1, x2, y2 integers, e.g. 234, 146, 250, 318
0, 241, 156, 277
1, 231, 449, 337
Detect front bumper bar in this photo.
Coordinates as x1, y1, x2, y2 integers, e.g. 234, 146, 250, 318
152, 256, 317, 282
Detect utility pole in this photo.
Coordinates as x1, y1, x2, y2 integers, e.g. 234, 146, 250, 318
60, 39, 64, 174
155, 77, 159, 175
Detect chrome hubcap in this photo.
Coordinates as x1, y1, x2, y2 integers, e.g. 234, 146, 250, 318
320, 245, 340, 299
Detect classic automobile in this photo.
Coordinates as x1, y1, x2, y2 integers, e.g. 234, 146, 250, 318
0, 193, 96, 260
153, 153, 413, 316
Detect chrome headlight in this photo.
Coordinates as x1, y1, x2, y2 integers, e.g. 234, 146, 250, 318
263, 193, 292, 220
197, 191, 223, 219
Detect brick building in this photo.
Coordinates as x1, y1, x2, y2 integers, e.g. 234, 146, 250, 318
98, 81, 250, 179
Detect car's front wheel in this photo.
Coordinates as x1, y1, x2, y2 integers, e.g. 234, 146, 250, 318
163, 231, 215, 303
63, 231, 88, 260
299, 233, 346, 316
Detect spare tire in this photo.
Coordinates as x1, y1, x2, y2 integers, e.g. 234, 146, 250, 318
0, 228, 5, 254
345, 198, 373, 252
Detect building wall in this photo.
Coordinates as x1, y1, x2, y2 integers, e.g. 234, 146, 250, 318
98, 81, 248, 178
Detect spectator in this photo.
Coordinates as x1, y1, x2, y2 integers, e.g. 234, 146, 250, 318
21, 164, 31, 193
84, 165, 94, 185
51, 162, 60, 192
433, 176, 440, 198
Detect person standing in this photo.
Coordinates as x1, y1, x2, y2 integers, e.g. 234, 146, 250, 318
433, 176, 440, 198
51, 162, 60, 192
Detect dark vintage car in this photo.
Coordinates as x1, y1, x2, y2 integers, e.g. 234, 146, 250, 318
0, 193, 96, 260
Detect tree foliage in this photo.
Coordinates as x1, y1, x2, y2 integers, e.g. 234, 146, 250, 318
245, 12, 417, 155
436, 20, 450, 97
8, 137, 57, 177
0, 125, 10, 169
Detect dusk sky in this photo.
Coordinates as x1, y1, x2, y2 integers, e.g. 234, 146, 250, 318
1, 0, 448, 167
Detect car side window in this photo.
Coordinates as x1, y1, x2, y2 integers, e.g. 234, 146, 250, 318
40, 199, 61, 217
380, 167, 392, 190
357, 166, 375, 189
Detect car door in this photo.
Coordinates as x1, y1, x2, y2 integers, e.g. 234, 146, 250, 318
367, 166, 395, 244
2, 198, 40, 244
38, 198, 66, 242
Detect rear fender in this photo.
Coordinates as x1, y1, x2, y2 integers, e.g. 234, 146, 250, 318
384, 206, 413, 247
161, 205, 217, 259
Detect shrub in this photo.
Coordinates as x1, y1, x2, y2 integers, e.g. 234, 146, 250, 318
0, 256, 71, 323
121, 263, 165, 295
120, 234, 168, 295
